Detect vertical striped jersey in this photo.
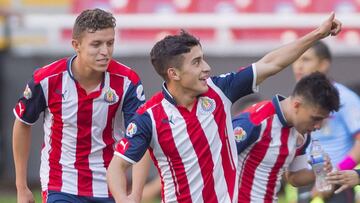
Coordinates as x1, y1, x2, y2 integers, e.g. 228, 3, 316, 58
13, 56, 145, 197
114, 65, 258, 203
234, 95, 310, 203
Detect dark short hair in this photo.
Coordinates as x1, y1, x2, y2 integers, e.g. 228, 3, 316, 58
311, 41, 332, 62
72, 8, 116, 40
150, 30, 201, 81
292, 72, 339, 112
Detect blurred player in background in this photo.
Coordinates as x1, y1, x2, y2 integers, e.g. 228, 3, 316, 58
293, 41, 360, 203
235, 72, 339, 202
107, 12, 341, 203
12, 8, 149, 203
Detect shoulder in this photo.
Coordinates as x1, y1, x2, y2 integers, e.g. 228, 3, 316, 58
107, 59, 141, 84
241, 100, 275, 125
33, 58, 68, 83
137, 92, 164, 115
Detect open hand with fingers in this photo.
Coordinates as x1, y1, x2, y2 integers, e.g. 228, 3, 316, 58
326, 170, 360, 194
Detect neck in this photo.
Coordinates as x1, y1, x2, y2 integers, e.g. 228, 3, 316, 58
167, 83, 197, 111
72, 57, 103, 93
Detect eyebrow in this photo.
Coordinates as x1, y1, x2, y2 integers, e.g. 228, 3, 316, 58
191, 55, 202, 63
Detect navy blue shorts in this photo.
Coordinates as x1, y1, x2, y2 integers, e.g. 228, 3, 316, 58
44, 190, 115, 203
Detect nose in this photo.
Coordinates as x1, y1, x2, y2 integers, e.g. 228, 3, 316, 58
313, 122, 322, 131
100, 44, 109, 55
203, 61, 211, 72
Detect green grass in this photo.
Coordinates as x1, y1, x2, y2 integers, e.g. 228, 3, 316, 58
0, 189, 42, 203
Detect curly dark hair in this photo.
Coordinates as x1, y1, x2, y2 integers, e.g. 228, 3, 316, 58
150, 30, 201, 81
72, 8, 116, 40
292, 72, 339, 113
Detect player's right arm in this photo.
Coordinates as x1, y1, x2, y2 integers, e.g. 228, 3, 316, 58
12, 76, 46, 203
107, 111, 152, 203
13, 119, 35, 203
107, 155, 135, 203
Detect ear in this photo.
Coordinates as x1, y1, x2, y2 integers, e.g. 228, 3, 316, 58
292, 97, 302, 113
318, 59, 330, 73
167, 67, 180, 81
72, 39, 80, 54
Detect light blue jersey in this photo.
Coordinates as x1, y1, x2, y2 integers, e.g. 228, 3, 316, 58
308, 82, 360, 165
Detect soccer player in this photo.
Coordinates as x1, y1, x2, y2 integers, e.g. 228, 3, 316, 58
107, 13, 341, 203
326, 169, 360, 194
12, 9, 148, 203
235, 72, 339, 202
293, 41, 360, 202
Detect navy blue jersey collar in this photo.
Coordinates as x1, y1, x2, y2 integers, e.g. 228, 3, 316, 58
66, 55, 105, 88
67, 55, 77, 81
162, 82, 178, 105
272, 94, 290, 127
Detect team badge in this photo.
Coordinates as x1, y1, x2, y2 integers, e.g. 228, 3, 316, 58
234, 126, 247, 142
126, 122, 137, 138
103, 88, 119, 104
23, 85, 32, 100
15, 101, 26, 118
136, 85, 145, 101
199, 97, 216, 114
115, 138, 130, 154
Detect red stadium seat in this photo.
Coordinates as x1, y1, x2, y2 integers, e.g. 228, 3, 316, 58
118, 28, 215, 42
294, 0, 358, 13
71, 0, 138, 13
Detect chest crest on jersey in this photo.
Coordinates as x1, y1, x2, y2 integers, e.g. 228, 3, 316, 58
103, 87, 119, 104
198, 97, 216, 114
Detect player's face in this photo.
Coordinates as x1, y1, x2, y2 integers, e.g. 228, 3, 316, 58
292, 48, 322, 82
176, 45, 211, 96
74, 27, 115, 72
293, 101, 330, 135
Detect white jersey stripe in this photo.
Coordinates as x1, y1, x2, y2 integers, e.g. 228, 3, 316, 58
60, 72, 78, 194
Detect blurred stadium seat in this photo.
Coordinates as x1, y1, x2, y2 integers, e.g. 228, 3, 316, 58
294, 0, 360, 13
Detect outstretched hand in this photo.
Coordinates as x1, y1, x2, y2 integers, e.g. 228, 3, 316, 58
316, 12, 342, 39
326, 170, 360, 194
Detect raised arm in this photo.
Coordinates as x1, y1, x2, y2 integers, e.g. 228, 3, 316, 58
255, 12, 341, 85
13, 119, 35, 203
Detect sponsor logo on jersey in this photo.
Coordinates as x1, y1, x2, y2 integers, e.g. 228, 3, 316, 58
116, 138, 130, 154
126, 122, 137, 137
103, 88, 119, 104
234, 126, 247, 142
23, 85, 32, 100
161, 115, 174, 125
15, 101, 26, 118
136, 85, 145, 101
199, 97, 216, 114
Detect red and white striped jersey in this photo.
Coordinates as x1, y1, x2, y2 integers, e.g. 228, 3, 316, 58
13, 56, 145, 197
115, 65, 258, 203
234, 95, 310, 203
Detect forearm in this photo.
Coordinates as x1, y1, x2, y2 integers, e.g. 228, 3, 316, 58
107, 156, 131, 201
12, 119, 31, 189
131, 151, 151, 201
286, 169, 315, 187
338, 136, 360, 170
255, 29, 323, 84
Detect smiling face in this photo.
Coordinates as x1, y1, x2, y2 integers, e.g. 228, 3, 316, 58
171, 45, 211, 97
72, 27, 115, 73
292, 98, 330, 135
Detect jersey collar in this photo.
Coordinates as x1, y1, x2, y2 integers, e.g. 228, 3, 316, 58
162, 82, 177, 106
272, 94, 290, 127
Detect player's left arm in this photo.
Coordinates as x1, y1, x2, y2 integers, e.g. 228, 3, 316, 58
255, 13, 341, 85
337, 91, 360, 170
